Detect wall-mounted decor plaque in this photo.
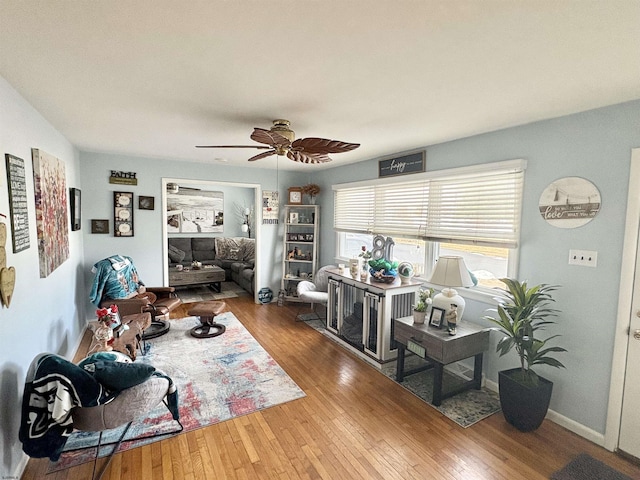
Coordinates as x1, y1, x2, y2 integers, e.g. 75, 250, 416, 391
378, 151, 425, 178
5, 154, 30, 253
539, 177, 601, 228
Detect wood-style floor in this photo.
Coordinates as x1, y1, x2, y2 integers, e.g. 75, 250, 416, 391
22, 295, 640, 479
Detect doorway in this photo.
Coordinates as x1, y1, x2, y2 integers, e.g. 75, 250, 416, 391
606, 147, 640, 459
161, 177, 261, 304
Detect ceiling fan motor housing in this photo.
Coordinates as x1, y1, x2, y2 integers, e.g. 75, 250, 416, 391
271, 119, 295, 142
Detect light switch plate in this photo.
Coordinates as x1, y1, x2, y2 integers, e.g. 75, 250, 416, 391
568, 249, 598, 267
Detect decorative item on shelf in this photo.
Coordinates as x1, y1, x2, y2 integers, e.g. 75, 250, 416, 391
398, 262, 414, 284
191, 261, 202, 270
349, 258, 360, 278
301, 183, 320, 204
483, 279, 565, 432
445, 304, 458, 335
94, 308, 114, 351
288, 187, 303, 205
412, 287, 433, 324
358, 246, 371, 280
429, 256, 474, 321
367, 235, 398, 283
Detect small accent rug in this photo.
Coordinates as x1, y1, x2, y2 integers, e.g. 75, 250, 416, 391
49, 312, 305, 472
551, 453, 632, 480
175, 281, 250, 302
303, 318, 500, 428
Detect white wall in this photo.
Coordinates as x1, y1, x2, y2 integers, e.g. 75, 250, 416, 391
314, 99, 640, 438
0, 76, 85, 478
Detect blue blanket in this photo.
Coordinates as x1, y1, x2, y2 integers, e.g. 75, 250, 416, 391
89, 255, 144, 306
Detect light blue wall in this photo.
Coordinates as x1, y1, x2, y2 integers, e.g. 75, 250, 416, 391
313, 100, 640, 435
79, 151, 304, 313
2, 65, 639, 478
0, 76, 85, 478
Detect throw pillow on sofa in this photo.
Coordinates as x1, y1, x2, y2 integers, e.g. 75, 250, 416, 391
215, 237, 242, 260
240, 238, 255, 262
168, 245, 186, 263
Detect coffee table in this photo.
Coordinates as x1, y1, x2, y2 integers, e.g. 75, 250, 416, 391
169, 265, 225, 292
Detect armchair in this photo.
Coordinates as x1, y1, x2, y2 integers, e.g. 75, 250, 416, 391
90, 255, 182, 338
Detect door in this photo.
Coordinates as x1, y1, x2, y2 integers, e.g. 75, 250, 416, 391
619, 149, 640, 459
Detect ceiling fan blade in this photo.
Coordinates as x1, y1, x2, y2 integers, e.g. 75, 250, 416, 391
195, 145, 271, 149
250, 128, 291, 147
287, 150, 332, 164
291, 137, 360, 154
248, 150, 276, 162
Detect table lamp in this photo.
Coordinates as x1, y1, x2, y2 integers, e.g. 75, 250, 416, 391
429, 256, 474, 322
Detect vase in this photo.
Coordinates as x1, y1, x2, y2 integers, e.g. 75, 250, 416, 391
413, 310, 426, 324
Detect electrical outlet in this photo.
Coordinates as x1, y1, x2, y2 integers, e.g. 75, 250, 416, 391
568, 249, 598, 267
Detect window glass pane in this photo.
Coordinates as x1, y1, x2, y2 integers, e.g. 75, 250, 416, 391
439, 242, 508, 289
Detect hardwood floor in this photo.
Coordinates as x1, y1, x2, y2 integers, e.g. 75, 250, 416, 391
22, 296, 640, 479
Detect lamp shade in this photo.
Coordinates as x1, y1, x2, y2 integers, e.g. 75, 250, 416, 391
241, 223, 249, 233
429, 256, 474, 325
429, 256, 474, 288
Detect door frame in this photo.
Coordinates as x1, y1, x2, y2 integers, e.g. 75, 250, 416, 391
605, 147, 640, 450
161, 177, 261, 304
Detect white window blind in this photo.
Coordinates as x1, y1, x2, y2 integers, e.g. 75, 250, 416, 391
333, 160, 526, 248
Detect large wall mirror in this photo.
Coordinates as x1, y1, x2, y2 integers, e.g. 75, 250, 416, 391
161, 178, 260, 304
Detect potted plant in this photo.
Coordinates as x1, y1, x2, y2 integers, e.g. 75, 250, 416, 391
413, 287, 434, 324
484, 278, 566, 431
301, 183, 320, 204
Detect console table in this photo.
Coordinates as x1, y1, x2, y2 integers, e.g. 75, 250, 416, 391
393, 316, 490, 405
326, 268, 423, 365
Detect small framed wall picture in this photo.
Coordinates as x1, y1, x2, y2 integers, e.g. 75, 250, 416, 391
70, 188, 81, 231
91, 219, 109, 234
138, 195, 155, 210
430, 307, 445, 328
114, 191, 134, 237
288, 187, 303, 205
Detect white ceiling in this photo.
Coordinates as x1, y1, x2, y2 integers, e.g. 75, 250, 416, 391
1, 1, 639, 171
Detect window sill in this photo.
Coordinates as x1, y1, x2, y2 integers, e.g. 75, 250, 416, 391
416, 277, 500, 306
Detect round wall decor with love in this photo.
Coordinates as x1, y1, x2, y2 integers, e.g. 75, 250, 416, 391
538, 177, 601, 229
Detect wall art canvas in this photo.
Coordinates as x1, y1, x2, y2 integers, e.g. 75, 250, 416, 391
31, 148, 69, 277
5, 154, 31, 252
166, 189, 224, 233
262, 190, 279, 224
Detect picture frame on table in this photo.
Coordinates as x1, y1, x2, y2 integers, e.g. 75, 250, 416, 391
429, 307, 445, 328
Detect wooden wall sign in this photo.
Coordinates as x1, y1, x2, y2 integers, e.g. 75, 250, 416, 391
109, 170, 138, 185
378, 151, 426, 178
5, 154, 30, 253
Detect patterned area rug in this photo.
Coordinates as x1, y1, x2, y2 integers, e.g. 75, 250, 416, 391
174, 281, 250, 302
303, 318, 500, 428
49, 312, 305, 472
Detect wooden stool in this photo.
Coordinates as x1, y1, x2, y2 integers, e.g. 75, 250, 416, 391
188, 301, 226, 338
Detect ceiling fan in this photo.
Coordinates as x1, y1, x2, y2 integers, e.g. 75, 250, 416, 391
196, 119, 360, 164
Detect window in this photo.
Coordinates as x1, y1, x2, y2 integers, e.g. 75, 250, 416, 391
334, 159, 525, 292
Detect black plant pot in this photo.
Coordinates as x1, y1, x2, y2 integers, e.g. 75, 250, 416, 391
498, 368, 553, 432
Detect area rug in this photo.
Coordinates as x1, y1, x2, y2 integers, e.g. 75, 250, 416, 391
551, 453, 633, 480
175, 281, 250, 302
49, 312, 305, 472
302, 318, 500, 428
